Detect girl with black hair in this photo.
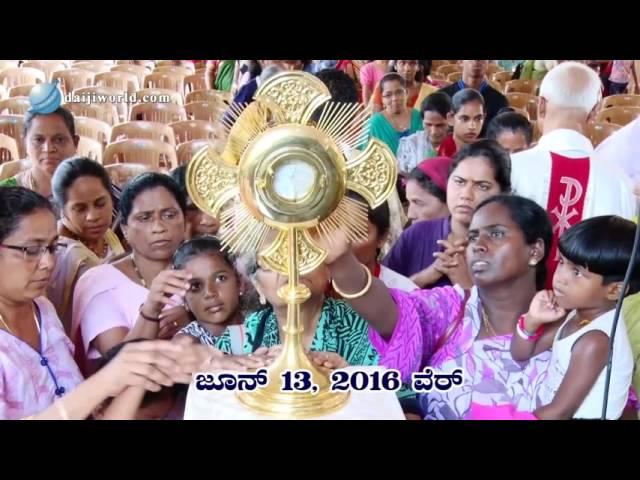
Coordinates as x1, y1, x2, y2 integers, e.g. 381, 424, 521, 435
438, 88, 485, 158
172, 237, 248, 353
486, 110, 533, 154
511, 216, 636, 419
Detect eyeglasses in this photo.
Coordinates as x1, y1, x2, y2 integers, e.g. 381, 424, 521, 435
0, 242, 64, 262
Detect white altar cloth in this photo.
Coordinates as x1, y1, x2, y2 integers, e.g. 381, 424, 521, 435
184, 366, 405, 420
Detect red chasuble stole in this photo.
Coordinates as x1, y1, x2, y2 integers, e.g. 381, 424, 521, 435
544, 152, 590, 289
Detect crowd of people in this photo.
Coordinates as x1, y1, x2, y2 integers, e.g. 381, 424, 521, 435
0, 59, 639, 420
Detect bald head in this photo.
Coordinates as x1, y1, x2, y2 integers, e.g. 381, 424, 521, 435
539, 61, 602, 114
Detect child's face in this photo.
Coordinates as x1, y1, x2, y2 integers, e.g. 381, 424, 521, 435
495, 130, 530, 154
451, 101, 484, 144
184, 253, 242, 327
552, 254, 613, 311
185, 202, 220, 237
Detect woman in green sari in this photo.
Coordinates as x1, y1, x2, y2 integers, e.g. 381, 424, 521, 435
368, 73, 423, 156
213, 252, 418, 415
214, 253, 378, 367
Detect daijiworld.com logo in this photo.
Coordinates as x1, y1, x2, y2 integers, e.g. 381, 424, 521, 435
28, 80, 63, 114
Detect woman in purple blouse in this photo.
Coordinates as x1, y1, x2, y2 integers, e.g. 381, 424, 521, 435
383, 139, 512, 290
328, 195, 555, 420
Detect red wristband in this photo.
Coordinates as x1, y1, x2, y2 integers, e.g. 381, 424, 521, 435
517, 314, 544, 341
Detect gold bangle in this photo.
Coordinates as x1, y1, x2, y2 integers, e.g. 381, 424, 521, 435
331, 263, 373, 300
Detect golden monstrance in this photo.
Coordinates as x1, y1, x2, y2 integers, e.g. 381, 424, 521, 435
186, 71, 397, 417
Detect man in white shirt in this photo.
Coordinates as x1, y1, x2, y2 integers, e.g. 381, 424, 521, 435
510, 61, 635, 288
594, 117, 640, 185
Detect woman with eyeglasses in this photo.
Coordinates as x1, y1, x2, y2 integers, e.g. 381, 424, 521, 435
0, 186, 83, 418
0, 186, 253, 420
369, 73, 423, 156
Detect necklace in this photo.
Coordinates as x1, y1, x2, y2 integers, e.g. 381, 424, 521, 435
577, 318, 593, 327
130, 255, 148, 288
32, 305, 41, 334
482, 308, 498, 337
0, 313, 13, 335
62, 220, 109, 259
388, 113, 410, 131
69, 230, 109, 258
0, 305, 41, 336
84, 238, 108, 258
92, 241, 109, 259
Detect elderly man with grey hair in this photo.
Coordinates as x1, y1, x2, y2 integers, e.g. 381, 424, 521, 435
510, 61, 635, 288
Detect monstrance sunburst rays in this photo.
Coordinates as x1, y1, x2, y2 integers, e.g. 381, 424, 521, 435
186, 71, 397, 417
188, 73, 392, 276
